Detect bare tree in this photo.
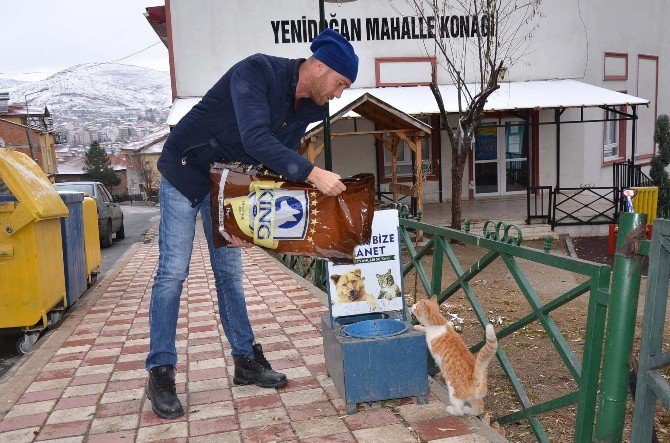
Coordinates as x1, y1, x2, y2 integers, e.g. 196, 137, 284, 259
136, 156, 157, 200
399, 0, 542, 229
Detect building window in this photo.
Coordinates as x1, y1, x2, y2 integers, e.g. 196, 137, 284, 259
603, 109, 619, 159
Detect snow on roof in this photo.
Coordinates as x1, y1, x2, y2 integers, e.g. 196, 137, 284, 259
167, 79, 649, 127
120, 127, 169, 152
167, 97, 200, 126
57, 155, 126, 175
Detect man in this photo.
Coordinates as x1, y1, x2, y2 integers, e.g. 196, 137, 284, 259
145, 28, 359, 420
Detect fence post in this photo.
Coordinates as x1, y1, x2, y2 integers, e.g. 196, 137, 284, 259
594, 212, 647, 442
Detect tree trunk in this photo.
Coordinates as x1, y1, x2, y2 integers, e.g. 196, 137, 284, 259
451, 149, 464, 230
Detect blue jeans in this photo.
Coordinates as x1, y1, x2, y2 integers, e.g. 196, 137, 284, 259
146, 177, 255, 370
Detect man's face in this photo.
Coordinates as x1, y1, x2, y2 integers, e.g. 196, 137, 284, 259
311, 63, 351, 106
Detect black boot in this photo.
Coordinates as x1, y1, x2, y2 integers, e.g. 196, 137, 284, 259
252, 343, 273, 370
233, 353, 288, 388
146, 365, 184, 419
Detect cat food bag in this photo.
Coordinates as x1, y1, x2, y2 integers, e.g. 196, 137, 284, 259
210, 162, 375, 262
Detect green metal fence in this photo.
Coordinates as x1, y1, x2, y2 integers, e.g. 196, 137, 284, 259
631, 218, 670, 441
274, 211, 650, 442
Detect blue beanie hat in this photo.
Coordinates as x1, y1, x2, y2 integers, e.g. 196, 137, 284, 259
310, 28, 359, 83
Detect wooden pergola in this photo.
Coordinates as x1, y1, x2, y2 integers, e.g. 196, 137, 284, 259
299, 93, 432, 213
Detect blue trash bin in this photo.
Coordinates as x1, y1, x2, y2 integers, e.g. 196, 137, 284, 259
58, 191, 87, 307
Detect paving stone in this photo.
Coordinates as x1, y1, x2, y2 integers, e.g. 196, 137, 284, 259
87, 430, 138, 442
190, 430, 241, 443
55, 394, 100, 410
189, 416, 239, 437
26, 378, 71, 393
396, 400, 449, 423
234, 394, 283, 413
46, 406, 96, 424
412, 416, 473, 441
238, 407, 288, 429
100, 388, 145, 404
188, 401, 234, 421
280, 387, 328, 406
136, 422, 188, 442
240, 423, 295, 442
0, 427, 41, 441
231, 384, 276, 399
62, 383, 107, 398
189, 388, 233, 406
352, 423, 416, 442
89, 414, 139, 434
4, 400, 56, 418
343, 408, 400, 430
34, 420, 90, 441
75, 364, 114, 376
292, 415, 349, 439
188, 377, 229, 392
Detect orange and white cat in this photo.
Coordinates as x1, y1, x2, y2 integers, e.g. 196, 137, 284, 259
411, 297, 498, 416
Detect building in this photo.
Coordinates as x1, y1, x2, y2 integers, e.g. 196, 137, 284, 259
148, 1, 668, 223
56, 154, 129, 196
0, 92, 58, 177
120, 128, 169, 198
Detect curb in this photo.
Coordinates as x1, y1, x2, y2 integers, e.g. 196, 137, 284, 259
0, 241, 142, 418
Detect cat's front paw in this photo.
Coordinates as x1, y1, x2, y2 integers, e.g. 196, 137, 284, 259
413, 325, 426, 332
446, 405, 464, 416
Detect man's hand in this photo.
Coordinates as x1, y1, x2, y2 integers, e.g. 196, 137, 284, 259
306, 167, 346, 196
228, 235, 253, 248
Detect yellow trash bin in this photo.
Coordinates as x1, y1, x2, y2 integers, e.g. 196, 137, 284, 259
632, 186, 659, 225
82, 196, 101, 283
0, 149, 68, 353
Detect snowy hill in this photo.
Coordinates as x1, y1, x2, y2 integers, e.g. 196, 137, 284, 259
0, 78, 27, 92
8, 63, 171, 127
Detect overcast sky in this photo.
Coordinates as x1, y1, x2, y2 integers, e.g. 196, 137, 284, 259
0, 0, 169, 82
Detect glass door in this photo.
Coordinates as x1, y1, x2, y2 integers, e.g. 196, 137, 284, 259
473, 126, 499, 195
503, 122, 529, 193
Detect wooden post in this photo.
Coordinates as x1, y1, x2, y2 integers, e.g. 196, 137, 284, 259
307, 139, 317, 164
391, 135, 399, 203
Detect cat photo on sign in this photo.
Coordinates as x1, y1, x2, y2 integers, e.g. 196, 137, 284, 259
376, 269, 401, 300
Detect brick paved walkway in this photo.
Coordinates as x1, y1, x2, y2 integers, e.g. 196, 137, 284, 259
0, 237, 505, 442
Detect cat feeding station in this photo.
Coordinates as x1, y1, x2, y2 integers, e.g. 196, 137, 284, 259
321, 209, 429, 414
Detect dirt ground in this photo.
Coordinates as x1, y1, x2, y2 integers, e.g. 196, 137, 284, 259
401, 234, 670, 442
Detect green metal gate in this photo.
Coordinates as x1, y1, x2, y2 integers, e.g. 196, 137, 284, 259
631, 218, 670, 441
275, 210, 650, 442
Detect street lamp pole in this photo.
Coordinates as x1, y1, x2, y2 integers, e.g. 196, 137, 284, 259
319, 0, 333, 171
24, 88, 48, 162
318, 0, 356, 172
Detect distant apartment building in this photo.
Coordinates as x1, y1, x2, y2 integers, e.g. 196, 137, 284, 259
0, 91, 58, 177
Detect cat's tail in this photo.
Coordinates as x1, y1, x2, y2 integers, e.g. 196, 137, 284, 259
473, 324, 498, 382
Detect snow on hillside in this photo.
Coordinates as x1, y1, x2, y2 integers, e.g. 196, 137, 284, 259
8, 63, 171, 125
0, 78, 28, 92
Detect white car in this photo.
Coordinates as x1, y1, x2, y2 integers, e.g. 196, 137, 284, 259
54, 181, 124, 247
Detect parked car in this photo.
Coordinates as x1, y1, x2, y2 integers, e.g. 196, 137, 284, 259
53, 181, 124, 247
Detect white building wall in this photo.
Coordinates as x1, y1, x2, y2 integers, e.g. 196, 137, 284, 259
168, 0, 668, 202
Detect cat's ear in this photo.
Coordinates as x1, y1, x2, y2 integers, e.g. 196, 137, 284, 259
330, 275, 340, 284
353, 269, 362, 276
375, 274, 380, 278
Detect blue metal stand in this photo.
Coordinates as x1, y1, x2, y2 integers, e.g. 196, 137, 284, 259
322, 312, 429, 413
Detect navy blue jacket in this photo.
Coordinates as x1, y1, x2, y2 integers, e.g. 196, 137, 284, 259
158, 54, 327, 206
